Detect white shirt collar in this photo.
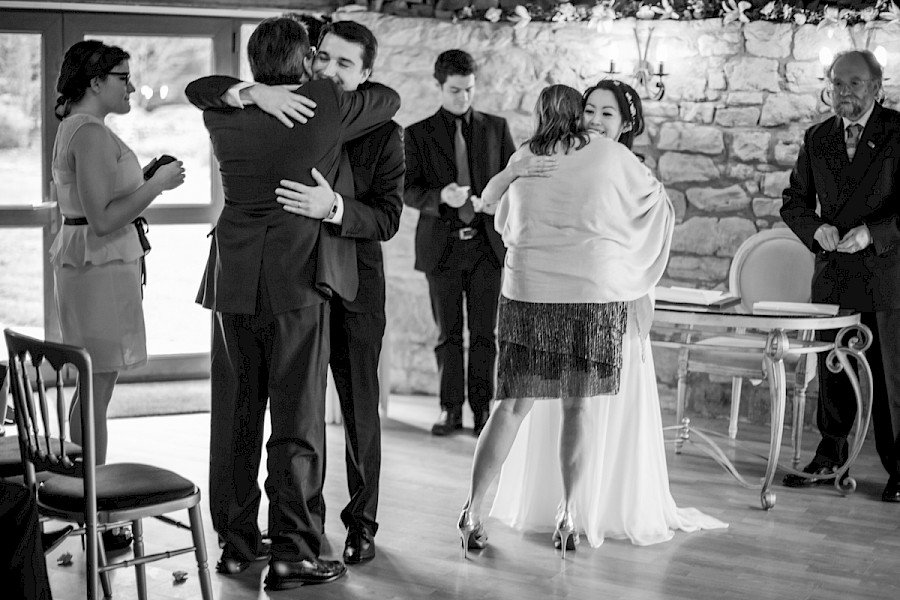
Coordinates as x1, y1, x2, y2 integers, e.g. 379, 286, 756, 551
842, 103, 875, 132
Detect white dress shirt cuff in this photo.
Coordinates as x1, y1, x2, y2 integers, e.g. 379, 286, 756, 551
225, 81, 255, 108
323, 193, 344, 225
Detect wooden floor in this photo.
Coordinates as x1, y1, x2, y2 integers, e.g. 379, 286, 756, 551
42, 393, 900, 600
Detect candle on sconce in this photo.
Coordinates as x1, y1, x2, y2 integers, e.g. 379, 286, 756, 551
656, 61, 665, 76
875, 45, 888, 69
819, 47, 834, 68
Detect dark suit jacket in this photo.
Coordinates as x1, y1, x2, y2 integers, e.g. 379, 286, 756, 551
781, 103, 900, 311
339, 119, 404, 313
186, 75, 400, 314
403, 108, 515, 274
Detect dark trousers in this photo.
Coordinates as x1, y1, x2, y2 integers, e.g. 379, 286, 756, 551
330, 303, 386, 536
0, 482, 52, 600
209, 280, 330, 563
425, 239, 502, 416
814, 309, 900, 479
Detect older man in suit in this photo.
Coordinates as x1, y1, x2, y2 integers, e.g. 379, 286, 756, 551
186, 17, 399, 589
404, 49, 516, 437
781, 49, 900, 503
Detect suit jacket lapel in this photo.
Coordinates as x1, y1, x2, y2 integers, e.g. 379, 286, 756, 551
833, 103, 889, 224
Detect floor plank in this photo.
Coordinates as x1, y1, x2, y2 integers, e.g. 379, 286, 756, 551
40, 392, 900, 600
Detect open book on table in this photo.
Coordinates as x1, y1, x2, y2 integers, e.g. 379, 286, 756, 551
654, 286, 740, 308
751, 301, 840, 316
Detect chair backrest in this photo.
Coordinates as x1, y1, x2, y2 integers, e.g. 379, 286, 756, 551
4, 328, 95, 494
728, 227, 815, 312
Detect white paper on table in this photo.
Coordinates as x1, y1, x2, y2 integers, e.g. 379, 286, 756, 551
751, 301, 840, 316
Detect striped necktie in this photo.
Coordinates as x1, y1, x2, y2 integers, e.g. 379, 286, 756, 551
846, 123, 862, 161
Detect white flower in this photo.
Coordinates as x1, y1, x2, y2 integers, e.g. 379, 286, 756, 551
635, 4, 656, 19
793, 12, 807, 25
508, 5, 532, 29
881, 1, 900, 25
760, 1, 776, 18
588, 3, 616, 31
552, 2, 577, 22
722, 0, 751, 26
484, 7, 502, 22
652, 0, 680, 20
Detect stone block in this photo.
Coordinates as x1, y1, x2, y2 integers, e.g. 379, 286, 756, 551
726, 163, 759, 182
745, 21, 791, 58
680, 102, 716, 124
785, 61, 826, 93
657, 123, 724, 154
763, 170, 792, 197
665, 254, 731, 282
731, 130, 771, 162
725, 92, 764, 106
668, 188, 687, 223
714, 107, 760, 128
685, 185, 751, 212
760, 93, 819, 127
658, 152, 719, 183
775, 140, 801, 165
714, 217, 757, 256
753, 197, 783, 217
698, 31, 742, 56
672, 217, 720, 254
725, 57, 780, 92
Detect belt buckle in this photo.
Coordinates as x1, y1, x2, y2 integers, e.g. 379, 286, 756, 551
458, 227, 476, 241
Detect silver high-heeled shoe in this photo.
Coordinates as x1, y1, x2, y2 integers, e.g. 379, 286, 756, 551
457, 506, 488, 558
553, 511, 579, 560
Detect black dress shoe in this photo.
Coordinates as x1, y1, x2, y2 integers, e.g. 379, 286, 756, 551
473, 408, 490, 437
882, 478, 900, 503
782, 462, 844, 488
343, 527, 375, 564
264, 558, 347, 589
215, 542, 271, 575
431, 410, 463, 436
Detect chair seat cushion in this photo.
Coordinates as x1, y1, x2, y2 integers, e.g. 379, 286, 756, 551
0, 436, 83, 479
39, 462, 197, 513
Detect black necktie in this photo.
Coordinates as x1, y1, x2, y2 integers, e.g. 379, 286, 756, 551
455, 117, 475, 224
846, 123, 862, 161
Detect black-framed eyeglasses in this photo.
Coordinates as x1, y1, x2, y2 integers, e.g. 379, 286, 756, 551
107, 71, 131, 86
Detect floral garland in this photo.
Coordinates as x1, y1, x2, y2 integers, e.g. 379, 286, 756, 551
419, 0, 900, 26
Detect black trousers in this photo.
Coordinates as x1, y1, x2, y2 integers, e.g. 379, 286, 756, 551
814, 309, 900, 479
209, 280, 330, 563
0, 482, 52, 600
330, 303, 386, 536
425, 238, 502, 415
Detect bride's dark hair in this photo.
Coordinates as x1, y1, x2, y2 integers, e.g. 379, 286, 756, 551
526, 84, 591, 157
55, 40, 130, 120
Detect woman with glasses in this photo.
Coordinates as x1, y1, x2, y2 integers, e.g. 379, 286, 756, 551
50, 41, 185, 548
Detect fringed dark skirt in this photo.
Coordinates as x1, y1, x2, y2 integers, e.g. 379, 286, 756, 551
495, 296, 628, 400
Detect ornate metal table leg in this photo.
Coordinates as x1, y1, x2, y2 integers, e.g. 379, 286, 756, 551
760, 329, 789, 510
827, 324, 874, 494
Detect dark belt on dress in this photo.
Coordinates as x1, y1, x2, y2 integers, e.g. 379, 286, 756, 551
450, 226, 478, 241
64, 216, 151, 291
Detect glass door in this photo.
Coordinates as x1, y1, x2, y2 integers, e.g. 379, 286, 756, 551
62, 12, 237, 380
0, 11, 63, 342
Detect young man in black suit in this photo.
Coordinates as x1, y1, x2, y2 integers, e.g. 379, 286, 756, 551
404, 50, 516, 437
271, 20, 405, 565
781, 49, 900, 503
186, 17, 399, 589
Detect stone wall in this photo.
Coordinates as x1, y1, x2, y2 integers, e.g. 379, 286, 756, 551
343, 12, 898, 424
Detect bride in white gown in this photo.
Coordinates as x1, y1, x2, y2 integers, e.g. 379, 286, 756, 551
459, 80, 725, 556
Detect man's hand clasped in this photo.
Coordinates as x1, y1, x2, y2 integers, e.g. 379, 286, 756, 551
276, 168, 337, 219
815, 223, 871, 253
440, 182, 470, 208
247, 84, 317, 128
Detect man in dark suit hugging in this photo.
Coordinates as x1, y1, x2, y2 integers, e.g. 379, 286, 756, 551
781, 49, 900, 503
404, 49, 516, 438
186, 17, 399, 589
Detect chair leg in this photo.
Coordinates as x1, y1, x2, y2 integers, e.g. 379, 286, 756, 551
188, 504, 213, 600
792, 386, 808, 468
728, 377, 743, 439
132, 519, 147, 600
96, 533, 112, 600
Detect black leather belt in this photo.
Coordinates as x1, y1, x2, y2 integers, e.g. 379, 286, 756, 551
64, 216, 151, 291
450, 226, 478, 241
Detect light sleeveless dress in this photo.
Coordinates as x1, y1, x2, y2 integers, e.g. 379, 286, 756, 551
50, 113, 147, 372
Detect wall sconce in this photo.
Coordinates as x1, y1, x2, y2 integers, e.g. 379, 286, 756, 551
630, 26, 666, 101
605, 45, 620, 77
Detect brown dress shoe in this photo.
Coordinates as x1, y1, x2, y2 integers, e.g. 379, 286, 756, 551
782, 462, 845, 488
882, 478, 900, 503
264, 558, 347, 589
431, 410, 463, 436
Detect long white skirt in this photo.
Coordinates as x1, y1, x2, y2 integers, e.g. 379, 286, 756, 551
490, 311, 727, 547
